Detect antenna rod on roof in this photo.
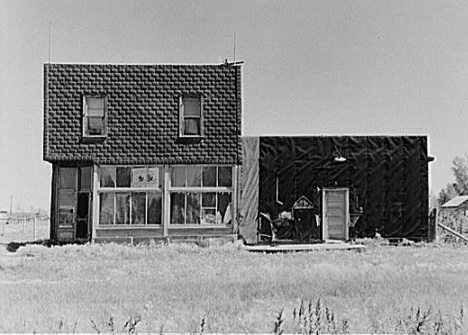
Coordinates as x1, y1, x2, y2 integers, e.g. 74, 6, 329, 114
233, 32, 236, 64
48, 20, 52, 63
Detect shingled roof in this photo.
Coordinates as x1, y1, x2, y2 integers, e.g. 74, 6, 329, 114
43, 63, 242, 165
441, 196, 468, 209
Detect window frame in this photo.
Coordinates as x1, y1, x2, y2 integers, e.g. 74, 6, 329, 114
97, 165, 163, 227
179, 94, 204, 138
82, 95, 108, 139
169, 165, 233, 226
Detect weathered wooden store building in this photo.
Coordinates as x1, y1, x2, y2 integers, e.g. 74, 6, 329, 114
44, 63, 242, 244
43, 63, 432, 244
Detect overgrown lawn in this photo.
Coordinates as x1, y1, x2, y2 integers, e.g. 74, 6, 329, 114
1, 241, 467, 333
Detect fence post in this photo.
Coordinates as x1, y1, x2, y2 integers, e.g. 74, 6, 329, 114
33, 216, 37, 240
428, 208, 437, 242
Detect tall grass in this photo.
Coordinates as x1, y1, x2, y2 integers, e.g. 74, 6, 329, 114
1, 242, 467, 333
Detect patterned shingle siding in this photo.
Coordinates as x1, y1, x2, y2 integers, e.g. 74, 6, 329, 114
43, 63, 242, 165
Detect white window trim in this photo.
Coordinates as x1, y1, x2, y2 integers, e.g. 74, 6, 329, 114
83, 95, 108, 138
168, 165, 234, 226
95, 165, 235, 229
97, 165, 164, 227
179, 95, 204, 138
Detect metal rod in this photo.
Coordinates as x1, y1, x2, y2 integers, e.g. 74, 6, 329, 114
48, 20, 52, 63
233, 33, 236, 64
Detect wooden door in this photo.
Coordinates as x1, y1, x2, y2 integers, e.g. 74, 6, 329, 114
56, 166, 92, 242
76, 166, 92, 240
322, 188, 349, 240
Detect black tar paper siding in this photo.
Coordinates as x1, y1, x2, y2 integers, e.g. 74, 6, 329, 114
257, 136, 429, 240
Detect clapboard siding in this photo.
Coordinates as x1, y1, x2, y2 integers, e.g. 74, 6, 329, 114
169, 227, 233, 236
96, 227, 163, 238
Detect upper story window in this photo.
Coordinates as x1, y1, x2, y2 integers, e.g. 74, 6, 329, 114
83, 96, 107, 138
179, 95, 203, 137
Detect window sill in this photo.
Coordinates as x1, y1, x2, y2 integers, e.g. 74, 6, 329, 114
97, 225, 162, 229
98, 188, 163, 192
169, 224, 230, 228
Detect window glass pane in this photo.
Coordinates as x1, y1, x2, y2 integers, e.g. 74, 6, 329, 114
218, 193, 232, 225
183, 119, 200, 136
218, 167, 232, 187
201, 209, 217, 225
186, 166, 201, 187
84, 97, 106, 137
147, 167, 161, 188
148, 192, 162, 225
202, 166, 216, 187
60, 168, 76, 189
183, 97, 201, 116
77, 193, 89, 219
202, 192, 216, 207
132, 167, 147, 188
115, 193, 130, 224
58, 207, 74, 227
80, 167, 92, 190
87, 107, 104, 117
131, 192, 146, 225
58, 191, 76, 207
87, 97, 105, 109
99, 193, 114, 225
100, 167, 116, 187
186, 192, 200, 224
171, 167, 185, 187
171, 192, 185, 224
87, 117, 105, 135
116, 167, 131, 187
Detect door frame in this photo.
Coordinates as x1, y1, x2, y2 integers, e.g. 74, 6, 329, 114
322, 188, 349, 241
55, 164, 93, 243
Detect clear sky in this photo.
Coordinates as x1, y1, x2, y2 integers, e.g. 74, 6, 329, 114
1, 0, 468, 211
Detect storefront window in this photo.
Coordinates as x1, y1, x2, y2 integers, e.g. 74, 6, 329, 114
99, 193, 114, 225
170, 192, 185, 224
186, 167, 202, 187
170, 166, 233, 225
116, 167, 131, 187
147, 193, 162, 225
202, 166, 216, 187
97, 165, 233, 227
131, 192, 146, 225
98, 166, 163, 226
100, 167, 116, 187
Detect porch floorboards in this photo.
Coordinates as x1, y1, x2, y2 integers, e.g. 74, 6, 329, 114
245, 240, 367, 252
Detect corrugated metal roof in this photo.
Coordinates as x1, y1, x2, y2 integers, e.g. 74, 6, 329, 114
441, 195, 468, 208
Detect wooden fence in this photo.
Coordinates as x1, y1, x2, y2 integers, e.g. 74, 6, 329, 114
0, 215, 50, 242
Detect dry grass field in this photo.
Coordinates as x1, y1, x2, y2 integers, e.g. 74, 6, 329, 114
1, 233, 467, 334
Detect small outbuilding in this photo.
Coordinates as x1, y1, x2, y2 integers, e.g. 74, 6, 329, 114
441, 196, 468, 212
